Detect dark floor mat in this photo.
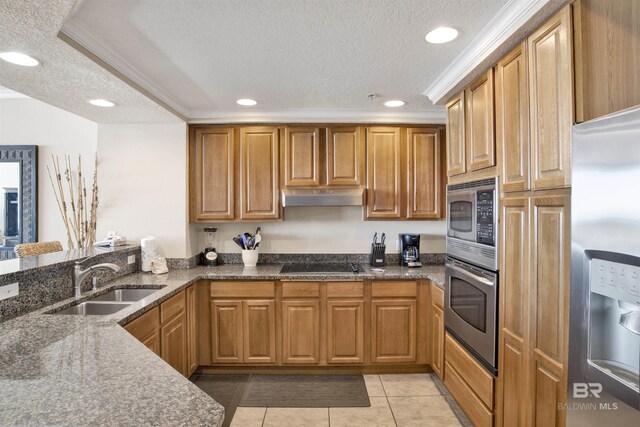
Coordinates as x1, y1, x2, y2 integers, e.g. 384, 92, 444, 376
190, 374, 249, 427
239, 374, 370, 408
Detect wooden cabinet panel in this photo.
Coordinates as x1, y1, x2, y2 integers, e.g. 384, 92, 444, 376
190, 127, 235, 221
239, 127, 280, 219
496, 43, 530, 193
327, 300, 364, 364
465, 69, 496, 172
211, 281, 276, 298
371, 281, 417, 298
445, 333, 494, 409
282, 281, 320, 298
327, 127, 364, 186
371, 299, 416, 363
407, 128, 442, 219
446, 93, 466, 177
366, 127, 402, 219
574, 0, 640, 122
160, 291, 185, 324
211, 300, 243, 364
243, 300, 276, 364
445, 361, 494, 427
283, 127, 320, 187
431, 303, 444, 379
282, 300, 320, 364
499, 334, 526, 427
161, 311, 188, 376
186, 285, 198, 376
533, 359, 563, 427
125, 306, 161, 357
326, 281, 364, 298
140, 331, 161, 356
528, 8, 573, 190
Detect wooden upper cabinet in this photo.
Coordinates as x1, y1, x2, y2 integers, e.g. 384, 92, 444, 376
446, 92, 466, 177
496, 43, 530, 193
366, 127, 402, 219
465, 69, 496, 172
283, 127, 321, 187
190, 127, 235, 221
326, 127, 364, 186
574, 0, 640, 122
239, 127, 281, 220
528, 7, 573, 190
407, 128, 442, 219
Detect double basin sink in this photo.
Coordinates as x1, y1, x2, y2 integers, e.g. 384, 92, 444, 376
50, 288, 161, 316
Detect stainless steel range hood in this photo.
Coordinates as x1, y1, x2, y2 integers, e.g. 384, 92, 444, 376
282, 187, 365, 207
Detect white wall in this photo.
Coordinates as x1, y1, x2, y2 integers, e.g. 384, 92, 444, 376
0, 98, 98, 246
190, 207, 446, 255
97, 123, 190, 258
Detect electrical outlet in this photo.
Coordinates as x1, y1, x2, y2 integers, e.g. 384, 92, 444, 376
0, 282, 19, 300
128, 255, 136, 265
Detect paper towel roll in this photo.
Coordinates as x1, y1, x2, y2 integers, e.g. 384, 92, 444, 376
141, 236, 157, 272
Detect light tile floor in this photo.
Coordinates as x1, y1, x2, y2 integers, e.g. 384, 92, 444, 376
229, 373, 471, 427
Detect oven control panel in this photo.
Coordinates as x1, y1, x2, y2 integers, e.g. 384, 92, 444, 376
476, 190, 494, 246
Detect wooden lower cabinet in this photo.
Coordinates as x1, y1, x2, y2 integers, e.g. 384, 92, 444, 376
211, 300, 244, 364
282, 300, 320, 364
161, 310, 188, 376
124, 306, 161, 356
243, 300, 276, 363
371, 299, 417, 363
186, 285, 198, 376
327, 300, 364, 364
430, 283, 445, 379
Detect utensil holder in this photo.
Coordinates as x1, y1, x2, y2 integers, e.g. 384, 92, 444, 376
242, 249, 259, 267
370, 243, 386, 266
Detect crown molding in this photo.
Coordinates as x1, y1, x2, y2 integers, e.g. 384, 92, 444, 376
424, 0, 550, 104
188, 109, 446, 125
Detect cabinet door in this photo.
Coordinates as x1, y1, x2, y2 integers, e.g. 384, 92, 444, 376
465, 69, 496, 172
283, 127, 320, 187
125, 306, 161, 357
161, 312, 188, 376
371, 299, 417, 363
190, 127, 235, 221
530, 192, 570, 426
141, 331, 161, 356
528, 8, 573, 190
497, 196, 529, 427
407, 127, 442, 219
282, 300, 320, 364
243, 300, 276, 364
211, 300, 243, 364
366, 127, 402, 219
326, 127, 364, 186
239, 127, 280, 219
496, 43, 530, 193
446, 92, 465, 177
431, 304, 444, 379
327, 300, 364, 364
186, 285, 198, 376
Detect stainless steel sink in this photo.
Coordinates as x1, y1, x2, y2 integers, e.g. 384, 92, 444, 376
91, 288, 158, 302
54, 302, 132, 315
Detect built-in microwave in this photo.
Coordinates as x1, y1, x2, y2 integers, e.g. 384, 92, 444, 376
446, 177, 498, 271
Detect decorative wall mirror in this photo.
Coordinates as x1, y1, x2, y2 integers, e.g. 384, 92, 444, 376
0, 146, 37, 260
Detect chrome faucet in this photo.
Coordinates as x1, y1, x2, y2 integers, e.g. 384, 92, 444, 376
73, 261, 121, 298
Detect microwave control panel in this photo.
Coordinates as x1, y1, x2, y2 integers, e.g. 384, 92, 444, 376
476, 190, 494, 246
590, 257, 640, 305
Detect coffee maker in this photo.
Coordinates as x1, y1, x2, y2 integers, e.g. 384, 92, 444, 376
399, 234, 422, 267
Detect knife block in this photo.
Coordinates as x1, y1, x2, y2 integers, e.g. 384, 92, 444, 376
370, 243, 386, 267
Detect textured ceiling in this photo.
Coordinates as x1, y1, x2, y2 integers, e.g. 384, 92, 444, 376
0, 0, 181, 123
63, 0, 508, 122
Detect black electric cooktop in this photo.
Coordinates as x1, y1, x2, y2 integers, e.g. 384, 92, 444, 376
279, 263, 361, 274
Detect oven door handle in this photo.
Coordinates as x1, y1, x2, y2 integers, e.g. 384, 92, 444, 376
447, 264, 495, 287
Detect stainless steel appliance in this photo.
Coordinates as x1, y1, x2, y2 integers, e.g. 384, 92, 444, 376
399, 233, 421, 267
446, 177, 498, 271
568, 106, 640, 425
445, 177, 499, 374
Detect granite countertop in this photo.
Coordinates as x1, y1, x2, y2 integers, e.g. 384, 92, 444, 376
0, 263, 443, 426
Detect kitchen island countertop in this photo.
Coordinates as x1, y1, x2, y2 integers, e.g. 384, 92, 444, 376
0, 264, 443, 426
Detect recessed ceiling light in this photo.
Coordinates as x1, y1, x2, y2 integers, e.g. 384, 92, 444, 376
384, 100, 405, 108
0, 52, 39, 67
425, 27, 459, 44
88, 99, 115, 107
237, 98, 257, 106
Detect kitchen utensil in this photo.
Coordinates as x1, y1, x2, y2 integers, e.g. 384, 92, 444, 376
373, 232, 378, 244
370, 231, 386, 267
381, 233, 386, 244
233, 235, 245, 249
253, 233, 262, 249
246, 236, 256, 250
241, 234, 248, 248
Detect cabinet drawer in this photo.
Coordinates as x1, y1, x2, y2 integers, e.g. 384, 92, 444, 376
160, 291, 185, 324
210, 281, 275, 298
327, 281, 364, 298
445, 333, 494, 408
431, 283, 444, 308
124, 306, 159, 340
372, 281, 417, 298
282, 281, 320, 298
444, 361, 493, 427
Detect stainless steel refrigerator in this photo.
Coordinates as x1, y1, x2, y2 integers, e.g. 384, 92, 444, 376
569, 105, 640, 425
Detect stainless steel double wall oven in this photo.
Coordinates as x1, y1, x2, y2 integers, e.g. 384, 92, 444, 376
445, 177, 499, 375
